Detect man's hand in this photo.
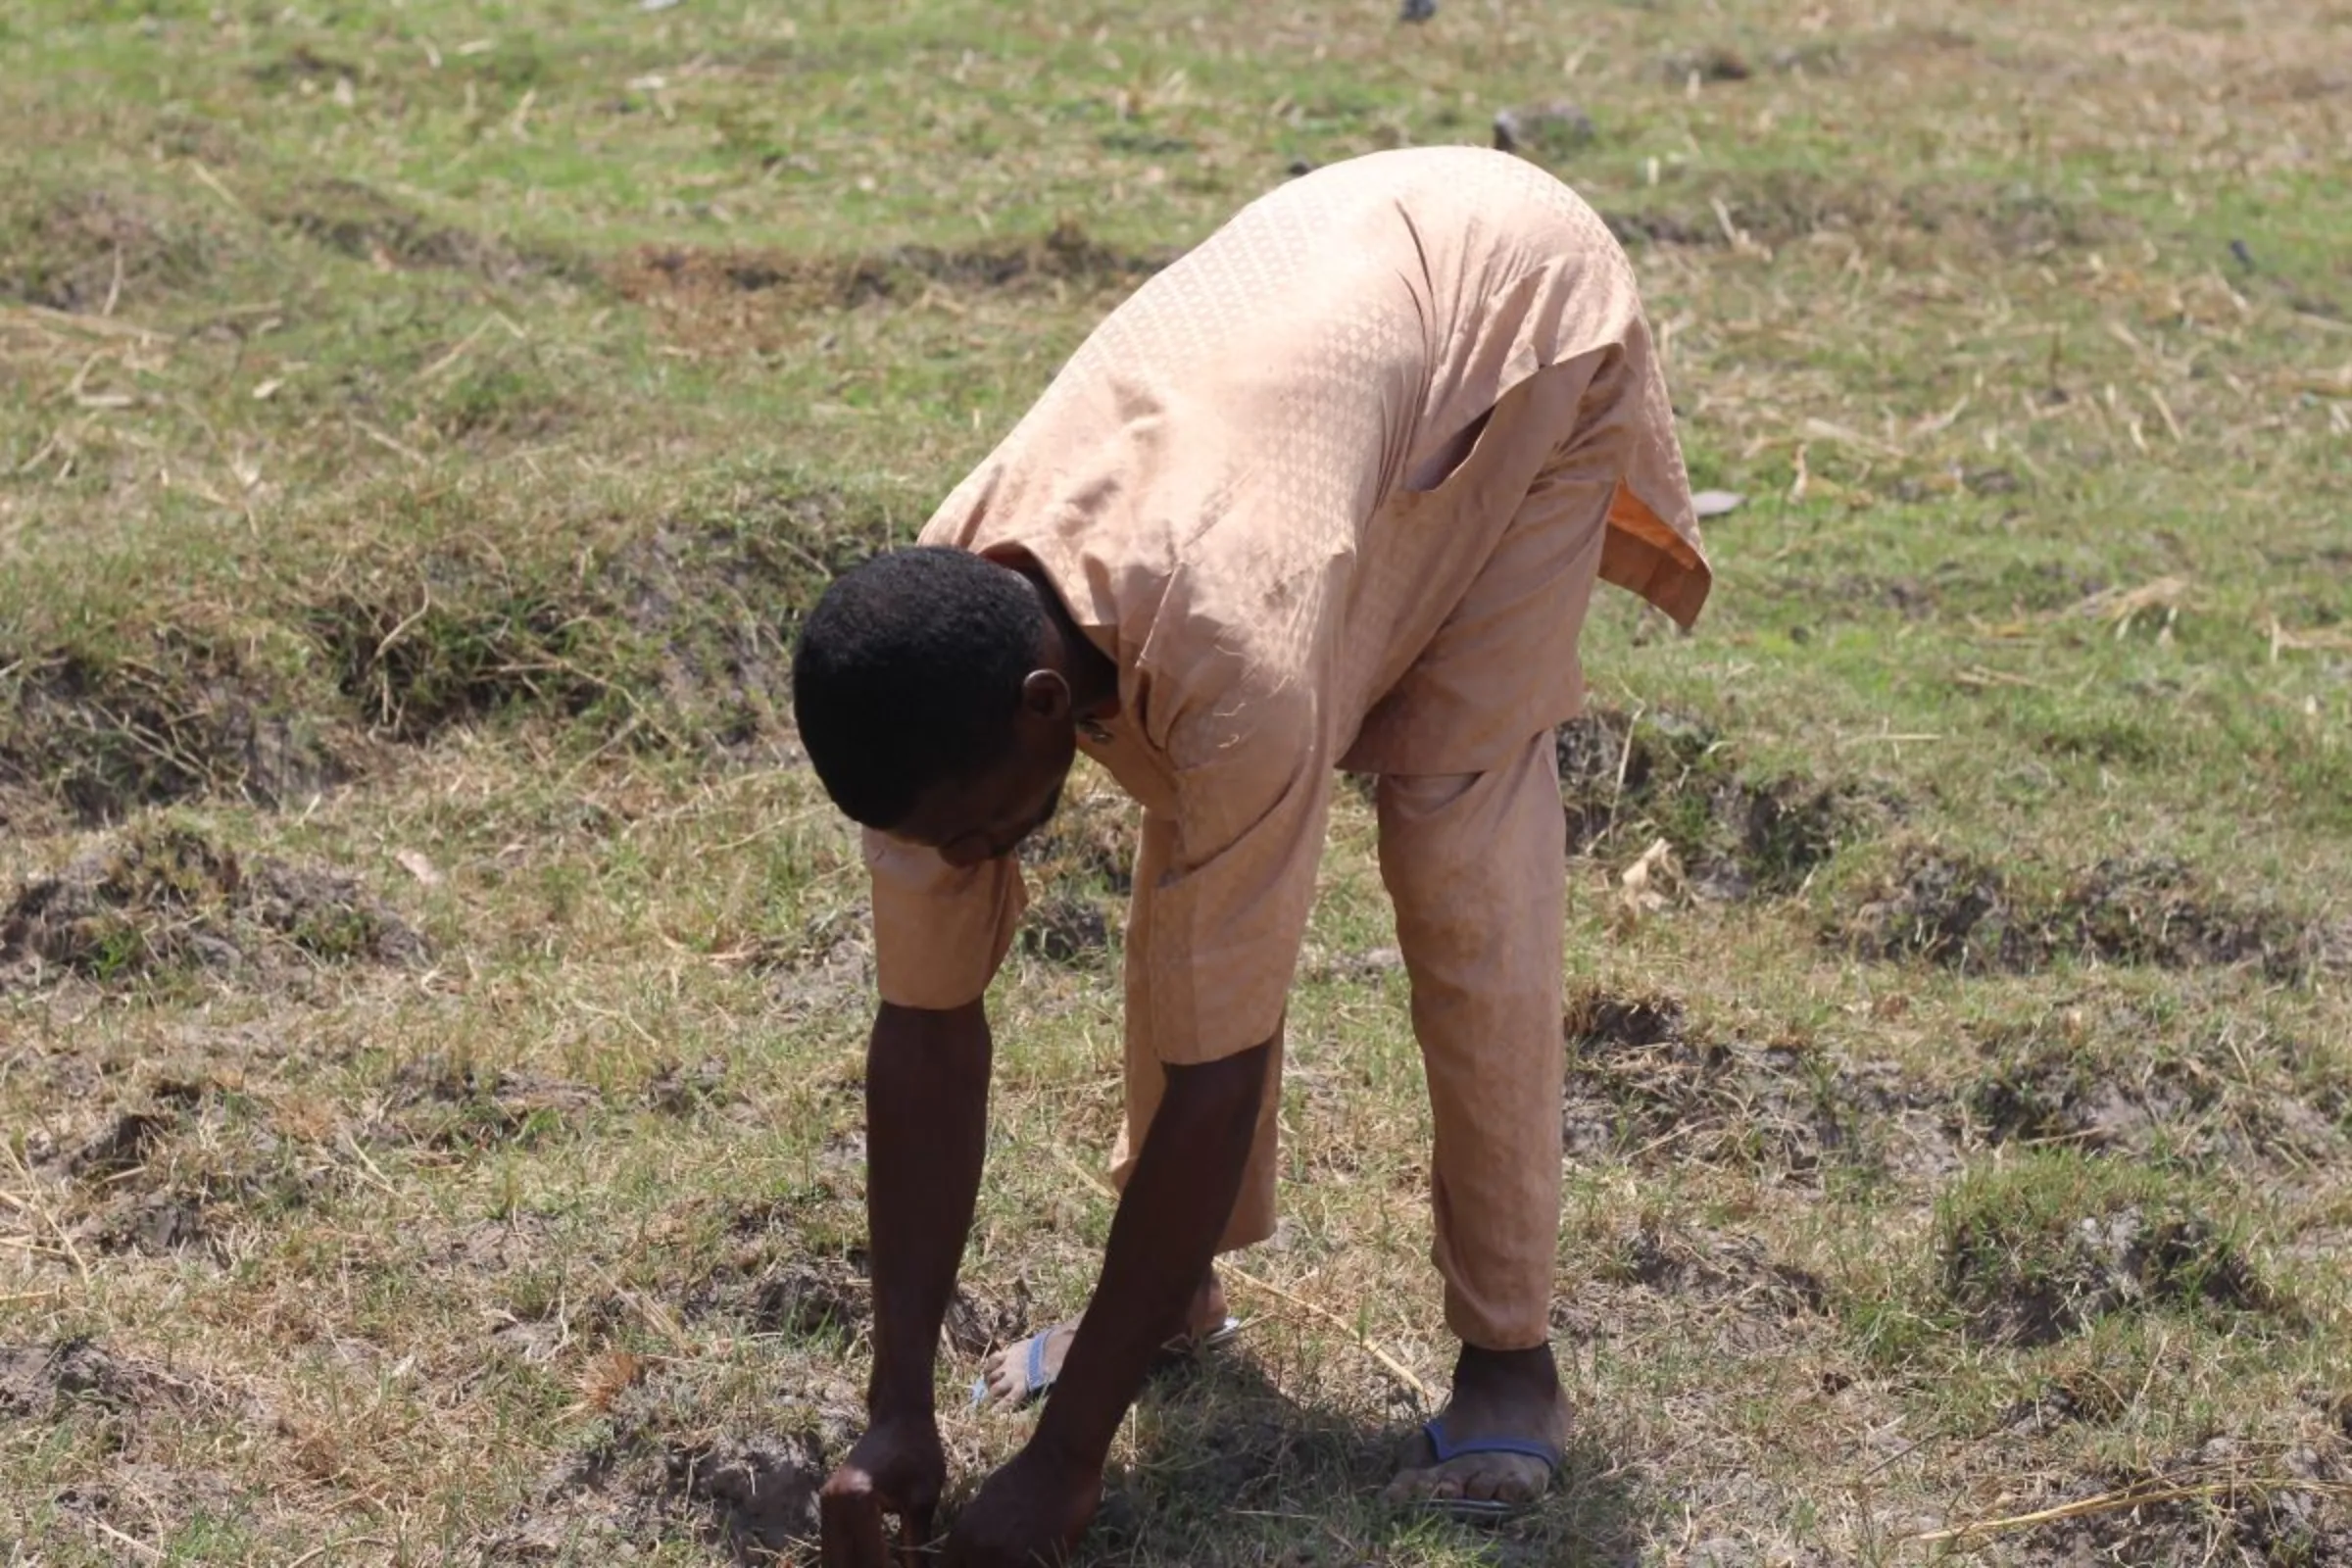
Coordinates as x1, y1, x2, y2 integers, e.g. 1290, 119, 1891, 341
819, 1416, 945, 1568
944, 1442, 1103, 1568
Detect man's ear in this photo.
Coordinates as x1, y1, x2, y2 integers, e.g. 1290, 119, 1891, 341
1019, 668, 1072, 721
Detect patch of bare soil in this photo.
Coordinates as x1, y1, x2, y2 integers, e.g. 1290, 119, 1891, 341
483, 1365, 852, 1564
0, 819, 422, 989
0, 642, 343, 826
1, 1338, 254, 1545
1941, 1201, 2269, 1349
2006, 1443, 2352, 1567
1561, 987, 1905, 1181
1559, 1222, 1834, 1363
1592, 1223, 1828, 1314
1838, 849, 2331, 982
1555, 708, 1884, 900
377, 1055, 600, 1151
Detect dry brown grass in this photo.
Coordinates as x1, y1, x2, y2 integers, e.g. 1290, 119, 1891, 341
4, 0, 2350, 1563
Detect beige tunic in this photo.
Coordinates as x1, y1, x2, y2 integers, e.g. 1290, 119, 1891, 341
864, 147, 1711, 1063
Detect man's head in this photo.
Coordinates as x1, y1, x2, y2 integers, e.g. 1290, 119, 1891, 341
791, 546, 1079, 866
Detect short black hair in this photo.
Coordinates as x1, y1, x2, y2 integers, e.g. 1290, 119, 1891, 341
791, 546, 1047, 829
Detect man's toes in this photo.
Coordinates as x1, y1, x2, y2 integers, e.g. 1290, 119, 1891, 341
1380, 1460, 1445, 1504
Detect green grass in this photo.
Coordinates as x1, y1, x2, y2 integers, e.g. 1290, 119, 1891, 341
4, 1, 2351, 1564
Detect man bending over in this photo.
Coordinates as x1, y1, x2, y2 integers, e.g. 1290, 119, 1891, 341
792, 146, 1712, 1568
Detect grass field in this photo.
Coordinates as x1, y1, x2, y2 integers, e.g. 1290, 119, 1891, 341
4, 0, 2350, 1563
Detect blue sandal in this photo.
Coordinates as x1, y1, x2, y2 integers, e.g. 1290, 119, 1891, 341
968, 1315, 1244, 1409
1398, 1416, 1565, 1521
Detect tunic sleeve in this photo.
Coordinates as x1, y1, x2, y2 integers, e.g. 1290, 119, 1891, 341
863, 828, 1028, 1011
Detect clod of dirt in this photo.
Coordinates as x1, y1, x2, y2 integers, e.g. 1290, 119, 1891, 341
683, 1247, 869, 1343
1664, 45, 1753, 83
1021, 894, 1111, 963
2061, 858, 2315, 978
316, 498, 891, 752
1998, 1376, 2129, 1436
1018, 778, 1133, 894
1838, 848, 2329, 981
246, 43, 354, 86
0, 820, 422, 988
1561, 987, 1861, 1178
1939, 1172, 2270, 1348
1839, 847, 2021, 969
0, 1339, 138, 1420
1555, 708, 1873, 901
312, 578, 609, 744
666, 1433, 828, 1557
102, 1194, 211, 1256
0, 643, 342, 826
747, 1265, 867, 1341
65, 1109, 179, 1180
1964, 1035, 2210, 1154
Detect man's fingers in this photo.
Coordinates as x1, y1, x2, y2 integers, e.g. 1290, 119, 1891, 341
820, 1488, 892, 1568
896, 1503, 936, 1568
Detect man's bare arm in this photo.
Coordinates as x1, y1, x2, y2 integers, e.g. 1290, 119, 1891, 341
866, 999, 993, 1418
1030, 1038, 1270, 1467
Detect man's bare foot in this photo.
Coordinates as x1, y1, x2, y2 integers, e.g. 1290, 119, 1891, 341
972, 1268, 1232, 1407
1382, 1344, 1571, 1510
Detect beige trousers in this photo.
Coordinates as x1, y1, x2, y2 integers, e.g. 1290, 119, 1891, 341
1107, 358, 1616, 1351
1106, 731, 1572, 1350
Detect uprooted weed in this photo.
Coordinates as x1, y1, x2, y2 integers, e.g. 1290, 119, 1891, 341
1838, 847, 2340, 981
1554, 707, 1884, 900
0, 816, 422, 988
